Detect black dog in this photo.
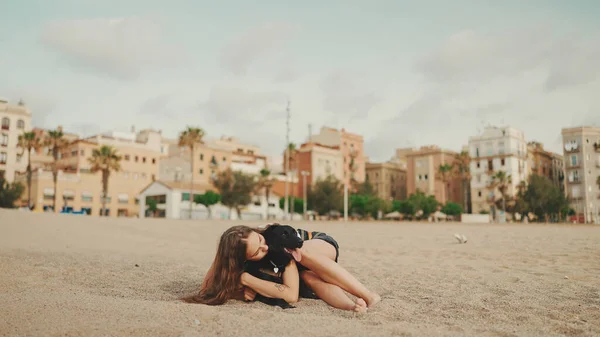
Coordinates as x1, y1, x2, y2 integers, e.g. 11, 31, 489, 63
244, 224, 304, 309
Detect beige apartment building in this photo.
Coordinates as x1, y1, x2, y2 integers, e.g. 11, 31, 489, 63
561, 126, 600, 223
295, 142, 344, 199
365, 162, 407, 201
404, 146, 463, 205
527, 141, 565, 193
17, 128, 166, 216
0, 99, 32, 182
309, 126, 366, 187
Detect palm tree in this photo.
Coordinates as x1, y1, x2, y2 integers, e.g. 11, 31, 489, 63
256, 168, 276, 219
17, 131, 41, 208
436, 163, 454, 204
490, 171, 512, 216
178, 127, 205, 219
44, 128, 68, 212
88, 146, 122, 216
452, 151, 471, 213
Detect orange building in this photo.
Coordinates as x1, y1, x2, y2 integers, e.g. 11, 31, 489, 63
16, 128, 168, 217
527, 141, 565, 193
292, 142, 344, 199
309, 126, 366, 186
404, 146, 463, 205
366, 162, 407, 201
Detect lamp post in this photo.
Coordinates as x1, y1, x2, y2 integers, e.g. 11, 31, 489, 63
301, 170, 310, 220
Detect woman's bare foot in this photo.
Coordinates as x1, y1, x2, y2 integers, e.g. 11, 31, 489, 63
366, 292, 381, 308
353, 298, 368, 313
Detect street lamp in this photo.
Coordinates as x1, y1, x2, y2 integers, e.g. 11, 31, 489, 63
301, 170, 310, 220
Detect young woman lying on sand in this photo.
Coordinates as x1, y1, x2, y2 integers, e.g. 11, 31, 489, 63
183, 225, 380, 312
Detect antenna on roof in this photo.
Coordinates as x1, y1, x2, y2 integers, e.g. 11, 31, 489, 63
308, 123, 312, 142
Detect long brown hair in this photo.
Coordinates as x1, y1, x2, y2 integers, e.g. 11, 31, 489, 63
182, 225, 261, 305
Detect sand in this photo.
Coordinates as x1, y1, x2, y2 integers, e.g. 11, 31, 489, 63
0, 209, 599, 337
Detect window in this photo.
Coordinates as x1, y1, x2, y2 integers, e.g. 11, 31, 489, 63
200, 153, 204, 160
80, 150, 85, 156
476, 174, 481, 183
16, 119, 24, 129
424, 174, 428, 180
418, 175, 422, 181
478, 191, 482, 197
152, 158, 156, 164
501, 158, 505, 166
475, 148, 480, 157
570, 155, 578, 167
199, 168, 203, 174
476, 162, 480, 168
135, 156, 139, 162
81, 192, 93, 202
222, 157, 226, 162
1, 118, 9, 130
124, 155, 130, 161
142, 157, 146, 163
0, 152, 6, 164
0, 134, 7, 146
16, 154, 22, 163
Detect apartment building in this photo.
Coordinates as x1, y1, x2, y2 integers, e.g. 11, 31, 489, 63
527, 141, 565, 193
365, 162, 407, 201
468, 126, 528, 214
0, 99, 32, 182
309, 126, 365, 186
16, 128, 164, 217
405, 146, 463, 205
561, 126, 600, 223
295, 142, 344, 199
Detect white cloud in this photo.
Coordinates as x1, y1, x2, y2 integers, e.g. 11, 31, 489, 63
364, 24, 600, 162
320, 70, 381, 124
220, 22, 295, 79
41, 17, 183, 79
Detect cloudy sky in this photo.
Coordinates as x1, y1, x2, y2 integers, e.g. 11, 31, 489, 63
1, 0, 599, 161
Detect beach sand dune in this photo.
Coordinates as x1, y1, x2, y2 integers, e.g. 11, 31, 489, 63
1, 209, 599, 336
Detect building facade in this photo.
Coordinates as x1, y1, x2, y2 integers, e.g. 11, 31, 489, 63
405, 146, 463, 205
295, 142, 344, 199
561, 126, 600, 223
309, 126, 366, 186
16, 128, 163, 216
527, 141, 565, 193
365, 162, 407, 201
468, 126, 529, 215
0, 99, 32, 182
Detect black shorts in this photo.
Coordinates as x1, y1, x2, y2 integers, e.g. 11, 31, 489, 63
295, 230, 340, 299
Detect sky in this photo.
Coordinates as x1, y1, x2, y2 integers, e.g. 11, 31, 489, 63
1, 0, 599, 162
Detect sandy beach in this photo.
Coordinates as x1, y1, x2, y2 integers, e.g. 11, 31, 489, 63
0, 209, 599, 337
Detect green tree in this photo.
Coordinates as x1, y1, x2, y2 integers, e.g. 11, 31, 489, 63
194, 191, 221, 219
392, 199, 416, 219
350, 194, 387, 218
309, 175, 344, 215
408, 190, 438, 220
44, 128, 68, 212
88, 145, 122, 216
0, 178, 24, 208
146, 199, 158, 217
441, 202, 463, 216
279, 196, 304, 214
356, 180, 376, 196
517, 174, 569, 222
178, 127, 205, 219
212, 169, 256, 219
17, 131, 42, 208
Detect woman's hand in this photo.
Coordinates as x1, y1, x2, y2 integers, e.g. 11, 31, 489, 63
243, 287, 256, 301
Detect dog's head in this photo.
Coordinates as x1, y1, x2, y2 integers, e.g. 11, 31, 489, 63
262, 224, 304, 268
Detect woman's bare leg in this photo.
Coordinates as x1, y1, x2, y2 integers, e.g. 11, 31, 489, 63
299, 240, 381, 308
301, 271, 367, 312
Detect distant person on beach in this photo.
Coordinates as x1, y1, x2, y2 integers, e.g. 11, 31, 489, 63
183, 225, 380, 312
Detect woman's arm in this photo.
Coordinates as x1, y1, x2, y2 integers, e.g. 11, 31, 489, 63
240, 260, 299, 303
